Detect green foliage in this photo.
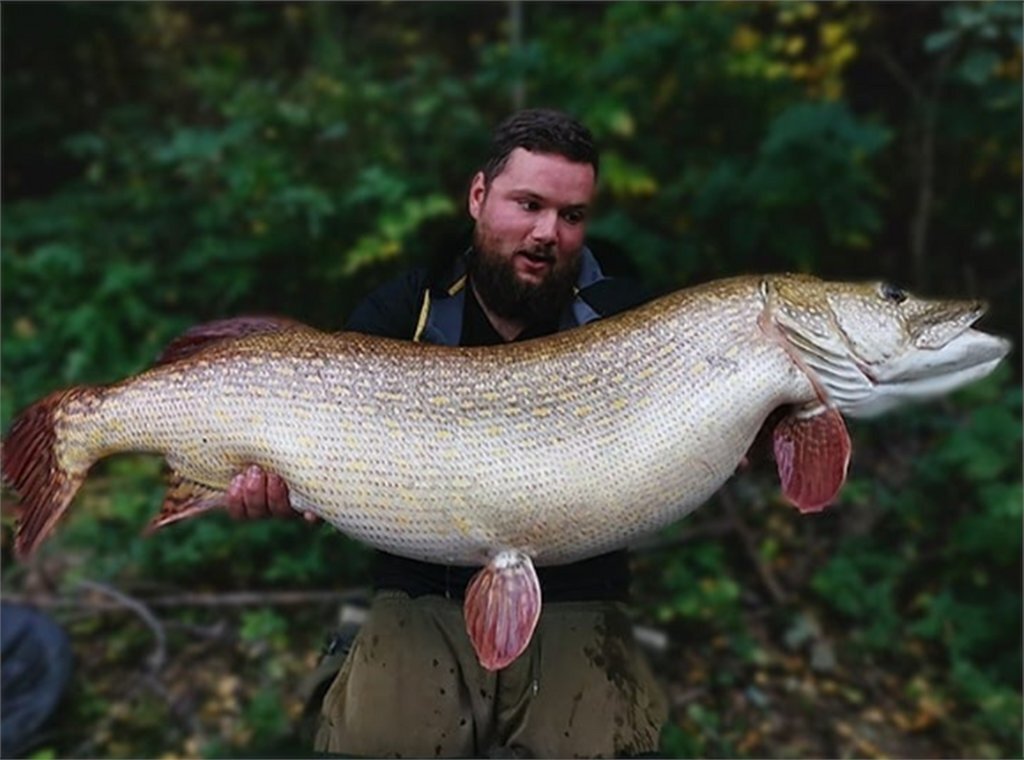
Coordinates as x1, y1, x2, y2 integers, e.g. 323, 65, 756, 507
661, 705, 738, 759
812, 367, 1022, 749
926, 3, 1023, 55
811, 546, 904, 649
692, 102, 890, 269
655, 543, 744, 629
240, 609, 289, 649
2, 4, 487, 422
242, 690, 291, 751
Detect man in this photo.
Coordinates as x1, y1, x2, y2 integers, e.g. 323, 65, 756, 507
227, 109, 668, 757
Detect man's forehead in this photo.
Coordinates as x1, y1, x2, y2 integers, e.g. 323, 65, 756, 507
493, 148, 596, 202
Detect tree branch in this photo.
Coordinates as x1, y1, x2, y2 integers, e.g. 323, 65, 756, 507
7, 587, 369, 610
873, 41, 960, 287
719, 488, 789, 605
77, 579, 168, 672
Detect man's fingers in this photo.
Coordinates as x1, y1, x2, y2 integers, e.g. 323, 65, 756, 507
223, 464, 311, 522
226, 473, 248, 520
266, 473, 294, 518
241, 464, 268, 516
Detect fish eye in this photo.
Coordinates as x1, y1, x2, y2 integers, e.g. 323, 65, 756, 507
880, 282, 907, 304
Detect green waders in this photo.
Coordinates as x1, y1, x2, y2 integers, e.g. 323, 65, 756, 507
313, 591, 668, 758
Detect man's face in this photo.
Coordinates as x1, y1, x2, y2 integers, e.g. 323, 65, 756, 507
468, 148, 595, 322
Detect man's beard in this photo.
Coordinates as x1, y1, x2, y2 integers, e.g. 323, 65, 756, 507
468, 234, 582, 327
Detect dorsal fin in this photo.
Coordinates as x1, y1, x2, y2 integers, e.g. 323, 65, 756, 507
155, 315, 306, 366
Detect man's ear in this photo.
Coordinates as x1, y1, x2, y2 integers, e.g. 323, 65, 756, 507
468, 171, 487, 220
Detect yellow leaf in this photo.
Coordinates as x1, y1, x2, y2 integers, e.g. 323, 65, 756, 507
830, 41, 858, 68
790, 63, 811, 80
799, 2, 819, 19
821, 22, 846, 48
609, 110, 636, 138
731, 25, 761, 53
13, 317, 36, 338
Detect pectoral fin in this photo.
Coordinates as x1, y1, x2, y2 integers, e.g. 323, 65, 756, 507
146, 473, 227, 533
772, 406, 851, 513
464, 550, 542, 671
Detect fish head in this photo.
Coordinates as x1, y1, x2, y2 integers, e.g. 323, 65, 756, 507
765, 275, 1011, 418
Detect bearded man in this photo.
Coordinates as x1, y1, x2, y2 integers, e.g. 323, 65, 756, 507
229, 109, 668, 758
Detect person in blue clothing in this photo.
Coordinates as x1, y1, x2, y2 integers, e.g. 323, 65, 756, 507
226, 109, 668, 757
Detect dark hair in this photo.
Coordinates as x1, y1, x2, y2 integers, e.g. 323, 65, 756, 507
480, 108, 599, 183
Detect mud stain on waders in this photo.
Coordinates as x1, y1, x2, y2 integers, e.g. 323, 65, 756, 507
583, 611, 648, 754
567, 690, 584, 730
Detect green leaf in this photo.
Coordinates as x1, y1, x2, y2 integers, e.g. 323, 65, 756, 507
956, 50, 1001, 86
924, 28, 960, 53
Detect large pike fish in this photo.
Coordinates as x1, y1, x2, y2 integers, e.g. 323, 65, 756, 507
2, 275, 1010, 669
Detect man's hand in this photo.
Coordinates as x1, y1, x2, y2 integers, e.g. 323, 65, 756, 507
225, 465, 319, 523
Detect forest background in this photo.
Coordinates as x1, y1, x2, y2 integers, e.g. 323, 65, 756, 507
1, 3, 1021, 758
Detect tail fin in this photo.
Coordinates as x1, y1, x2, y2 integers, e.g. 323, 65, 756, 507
2, 388, 95, 558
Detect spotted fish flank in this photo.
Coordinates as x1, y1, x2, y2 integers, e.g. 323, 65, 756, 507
2, 274, 1011, 669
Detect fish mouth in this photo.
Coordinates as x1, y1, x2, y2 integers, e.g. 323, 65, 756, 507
875, 330, 1010, 383
852, 327, 1011, 418
874, 302, 1009, 383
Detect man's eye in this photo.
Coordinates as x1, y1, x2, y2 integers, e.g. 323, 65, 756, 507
518, 200, 540, 212
562, 210, 586, 225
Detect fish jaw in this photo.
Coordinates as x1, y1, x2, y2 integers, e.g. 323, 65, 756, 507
843, 328, 1011, 418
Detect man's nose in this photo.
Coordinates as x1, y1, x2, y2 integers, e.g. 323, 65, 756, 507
531, 210, 558, 244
